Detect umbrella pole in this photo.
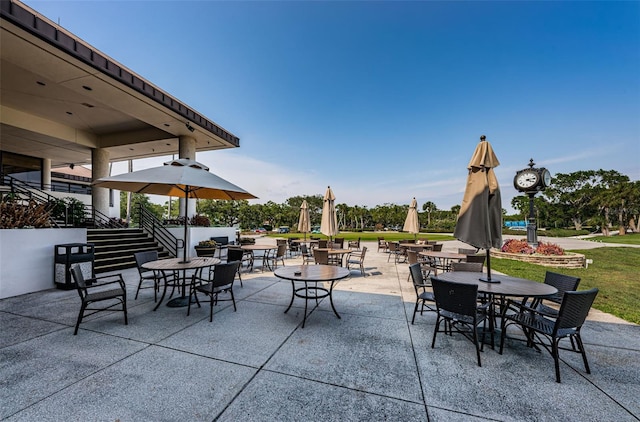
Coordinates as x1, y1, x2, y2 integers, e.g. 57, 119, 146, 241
479, 248, 499, 283
181, 189, 190, 263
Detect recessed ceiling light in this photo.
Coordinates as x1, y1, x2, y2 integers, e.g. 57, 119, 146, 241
82, 85, 92, 91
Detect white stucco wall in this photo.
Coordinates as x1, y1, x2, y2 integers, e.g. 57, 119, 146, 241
0, 228, 87, 298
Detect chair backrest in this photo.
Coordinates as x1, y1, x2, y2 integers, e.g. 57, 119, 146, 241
388, 242, 399, 252
458, 248, 477, 255
544, 271, 581, 302
69, 264, 88, 289
134, 250, 158, 273
377, 237, 385, 245
359, 246, 367, 260
451, 262, 483, 272
409, 263, 426, 287
226, 247, 244, 262
276, 244, 287, 257
313, 249, 329, 265
431, 277, 479, 318
555, 288, 598, 332
211, 261, 241, 288
432, 244, 443, 252
318, 240, 328, 248
406, 250, 419, 266
300, 244, 310, 255
277, 239, 287, 246
333, 238, 345, 248
464, 254, 486, 265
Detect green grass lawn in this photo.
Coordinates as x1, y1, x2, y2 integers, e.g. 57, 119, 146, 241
491, 247, 640, 324
585, 233, 640, 246
267, 232, 455, 242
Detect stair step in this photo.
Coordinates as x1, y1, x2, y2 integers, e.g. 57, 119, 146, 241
87, 228, 174, 273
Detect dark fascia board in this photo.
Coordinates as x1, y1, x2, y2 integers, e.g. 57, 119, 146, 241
0, 0, 240, 147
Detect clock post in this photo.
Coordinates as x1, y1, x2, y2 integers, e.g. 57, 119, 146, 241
526, 191, 538, 247
513, 159, 551, 247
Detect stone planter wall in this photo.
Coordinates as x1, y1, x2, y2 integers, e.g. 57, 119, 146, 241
492, 249, 586, 268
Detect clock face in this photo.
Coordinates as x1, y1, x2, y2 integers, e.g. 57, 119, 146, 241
542, 169, 551, 187
516, 171, 539, 189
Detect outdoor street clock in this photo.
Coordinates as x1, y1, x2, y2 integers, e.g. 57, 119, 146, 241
514, 159, 551, 193
513, 159, 551, 247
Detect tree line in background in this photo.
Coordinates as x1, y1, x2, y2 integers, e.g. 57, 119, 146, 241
122, 169, 639, 235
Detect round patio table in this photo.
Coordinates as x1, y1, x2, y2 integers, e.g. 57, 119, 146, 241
142, 257, 220, 310
419, 250, 466, 272
240, 244, 277, 271
436, 271, 557, 297
275, 264, 350, 328
436, 271, 558, 348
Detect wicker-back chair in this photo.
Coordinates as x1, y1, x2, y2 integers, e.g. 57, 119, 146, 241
500, 288, 598, 382
187, 261, 240, 322
346, 246, 368, 276
431, 277, 487, 367
133, 250, 160, 301
313, 248, 329, 265
533, 271, 581, 318
451, 262, 483, 272
409, 263, 435, 324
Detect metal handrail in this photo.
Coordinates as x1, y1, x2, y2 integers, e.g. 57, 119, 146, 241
138, 204, 179, 258
84, 205, 127, 229
1, 173, 62, 227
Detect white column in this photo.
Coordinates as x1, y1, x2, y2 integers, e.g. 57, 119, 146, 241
42, 158, 51, 191
92, 148, 110, 217
178, 135, 197, 218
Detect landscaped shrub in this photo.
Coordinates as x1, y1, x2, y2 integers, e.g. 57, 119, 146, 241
501, 239, 535, 254
535, 241, 565, 255
501, 238, 565, 255
0, 199, 52, 228
189, 214, 210, 227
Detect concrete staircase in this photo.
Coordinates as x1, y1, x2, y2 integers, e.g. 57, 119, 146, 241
88, 228, 171, 273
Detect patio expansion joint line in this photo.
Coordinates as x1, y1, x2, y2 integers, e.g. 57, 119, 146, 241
394, 260, 431, 421
562, 350, 640, 421
1, 341, 155, 421
211, 312, 308, 421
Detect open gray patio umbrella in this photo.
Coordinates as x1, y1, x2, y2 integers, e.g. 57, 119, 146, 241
403, 197, 420, 240
453, 135, 502, 282
320, 186, 338, 241
93, 158, 257, 263
297, 200, 311, 241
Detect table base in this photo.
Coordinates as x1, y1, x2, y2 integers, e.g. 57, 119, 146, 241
166, 296, 190, 308
479, 276, 501, 283
285, 282, 340, 328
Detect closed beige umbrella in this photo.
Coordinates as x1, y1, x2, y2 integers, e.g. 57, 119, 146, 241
93, 158, 257, 263
403, 197, 420, 239
320, 186, 338, 240
453, 135, 502, 282
297, 200, 311, 240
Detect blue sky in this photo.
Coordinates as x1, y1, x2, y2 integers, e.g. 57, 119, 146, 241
25, 1, 640, 213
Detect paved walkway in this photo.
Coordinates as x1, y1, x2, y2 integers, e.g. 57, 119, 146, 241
1, 239, 638, 421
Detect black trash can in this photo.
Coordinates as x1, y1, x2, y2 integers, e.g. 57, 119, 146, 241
54, 243, 95, 290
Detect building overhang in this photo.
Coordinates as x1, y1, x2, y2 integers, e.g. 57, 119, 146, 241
1, 0, 240, 168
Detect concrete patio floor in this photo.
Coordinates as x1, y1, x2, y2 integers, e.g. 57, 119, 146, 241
1, 238, 639, 421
